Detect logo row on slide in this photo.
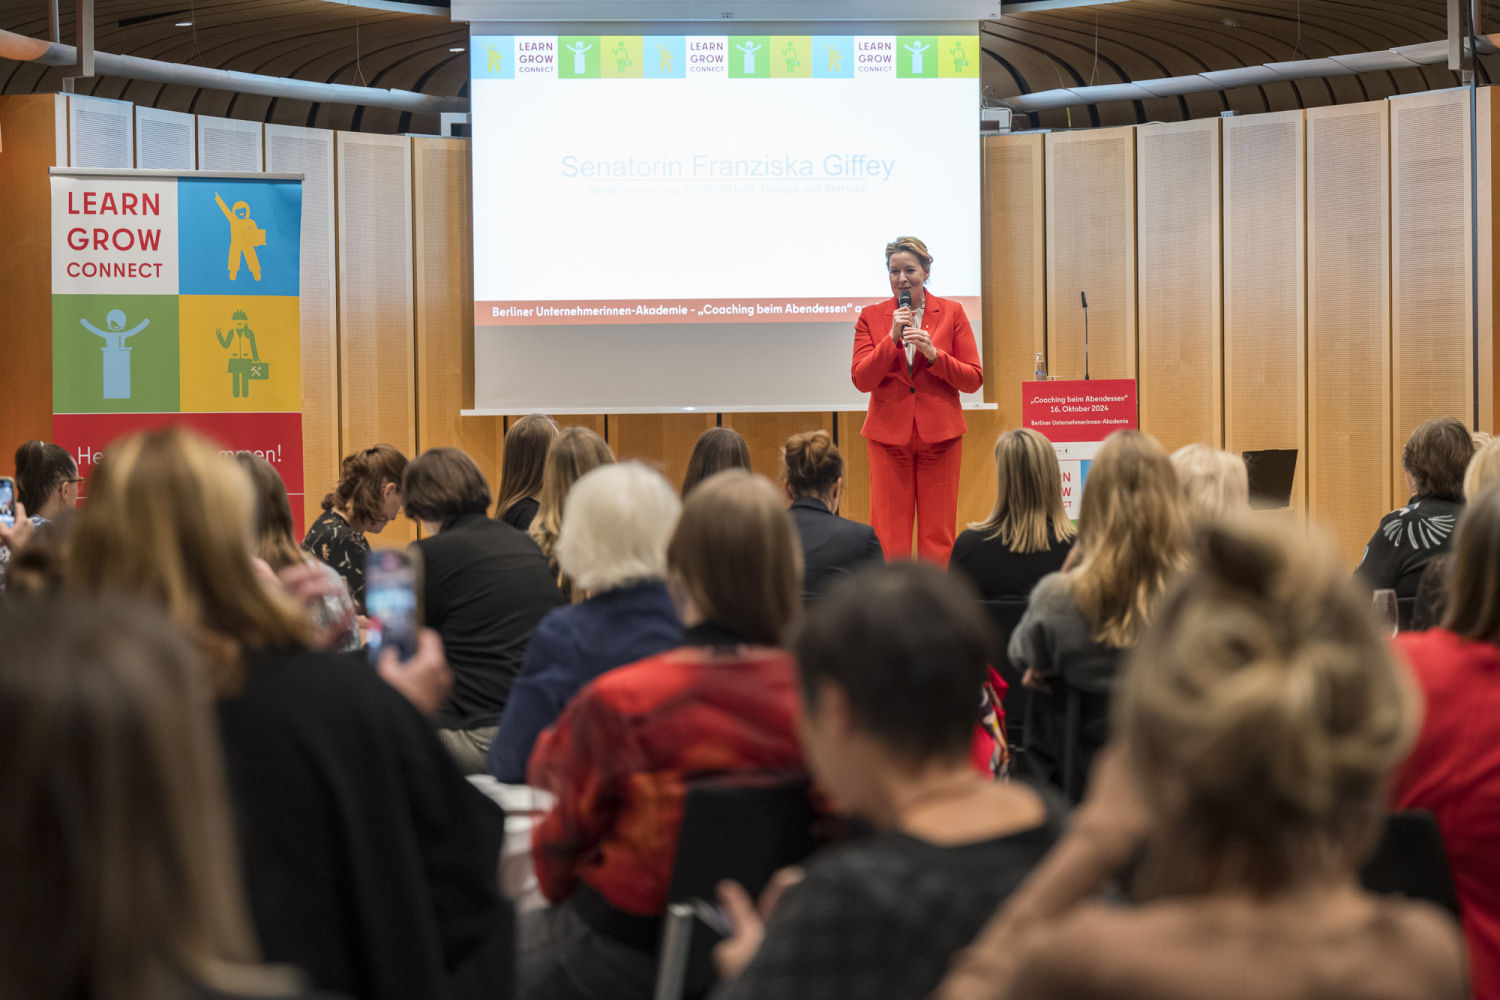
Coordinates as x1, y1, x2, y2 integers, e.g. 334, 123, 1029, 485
471, 35, 979, 80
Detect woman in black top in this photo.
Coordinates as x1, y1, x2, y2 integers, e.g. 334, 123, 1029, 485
495, 413, 558, 531
302, 444, 408, 612
713, 563, 1060, 1000
949, 428, 1075, 600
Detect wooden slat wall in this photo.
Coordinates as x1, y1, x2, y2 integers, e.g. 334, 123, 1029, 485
1224, 110, 1307, 515
982, 133, 1045, 420
1307, 101, 1392, 568
1391, 89, 1474, 500
336, 131, 417, 547
1482, 88, 1498, 435
1136, 118, 1223, 453
612, 414, 717, 493
1045, 127, 1136, 381
722, 413, 835, 492
413, 137, 503, 496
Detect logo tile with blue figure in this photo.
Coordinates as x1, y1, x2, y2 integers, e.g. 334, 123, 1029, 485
812, 36, 855, 78
644, 36, 685, 78
177, 177, 302, 297
472, 37, 514, 80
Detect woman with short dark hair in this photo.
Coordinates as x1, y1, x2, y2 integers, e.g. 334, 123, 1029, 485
681, 426, 752, 497
405, 447, 567, 774
302, 444, 408, 611
781, 429, 883, 602
496, 413, 559, 531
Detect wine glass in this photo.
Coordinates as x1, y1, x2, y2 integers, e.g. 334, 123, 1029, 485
1372, 589, 1400, 638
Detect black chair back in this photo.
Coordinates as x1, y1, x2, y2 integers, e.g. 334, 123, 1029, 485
980, 599, 1030, 741
1358, 809, 1461, 919
1396, 596, 1417, 632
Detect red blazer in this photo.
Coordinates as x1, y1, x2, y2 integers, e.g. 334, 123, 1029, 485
851, 292, 983, 445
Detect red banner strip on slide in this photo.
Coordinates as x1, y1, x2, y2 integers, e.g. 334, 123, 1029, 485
475, 296, 983, 326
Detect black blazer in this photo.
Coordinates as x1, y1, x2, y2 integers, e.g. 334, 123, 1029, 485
788, 497, 885, 602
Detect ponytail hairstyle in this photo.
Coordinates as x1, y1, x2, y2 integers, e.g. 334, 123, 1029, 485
782, 430, 843, 501
495, 413, 559, 519
1121, 518, 1418, 898
15, 441, 78, 513
322, 445, 408, 526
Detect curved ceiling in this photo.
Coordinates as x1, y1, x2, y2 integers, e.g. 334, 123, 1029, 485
0, 0, 1492, 135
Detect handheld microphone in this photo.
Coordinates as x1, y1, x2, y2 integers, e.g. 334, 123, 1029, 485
897, 289, 912, 339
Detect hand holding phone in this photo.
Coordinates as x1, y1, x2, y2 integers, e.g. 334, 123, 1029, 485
365, 548, 422, 664
0, 477, 15, 529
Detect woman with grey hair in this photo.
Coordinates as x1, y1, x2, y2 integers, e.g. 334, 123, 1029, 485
487, 462, 684, 783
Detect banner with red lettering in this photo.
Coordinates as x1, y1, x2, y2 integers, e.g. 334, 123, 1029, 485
49, 168, 307, 533
1021, 378, 1138, 520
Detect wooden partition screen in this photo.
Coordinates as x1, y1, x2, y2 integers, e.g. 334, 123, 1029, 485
1136, 118, 1222, 453
611, 414, 717, 493
1046, 128, 1136, 381
1307, 101, 1391, 568
1391, 89, 1475, 497
337, 131, 417, 547
1223, 109, 1307, 515
266, 124, 340, 531
983, 133, 1045, 421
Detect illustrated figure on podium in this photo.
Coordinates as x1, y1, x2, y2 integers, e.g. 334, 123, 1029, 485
780, 39, 801, 74
612, 39, 633, 74
948, 39, 970, 73
565, 40, 592, 75
215, 309, 268, 399
824, 41, 843, 73
655, 43, 674, 74
215, 192, 267, 281
736, 39, 761, 74
905, 39, 930, 74
81, 308, 149, 400
484, 43, 503, 74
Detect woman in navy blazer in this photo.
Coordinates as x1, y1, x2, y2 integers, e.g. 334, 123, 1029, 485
781, 429, 884, 602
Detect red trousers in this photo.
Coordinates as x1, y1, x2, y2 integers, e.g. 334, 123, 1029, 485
867, 431, 963, 565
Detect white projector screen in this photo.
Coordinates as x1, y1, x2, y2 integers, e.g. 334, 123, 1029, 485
467, 22, 982, 414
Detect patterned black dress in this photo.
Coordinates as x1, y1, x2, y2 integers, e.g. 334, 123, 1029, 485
302, 509, 371, 613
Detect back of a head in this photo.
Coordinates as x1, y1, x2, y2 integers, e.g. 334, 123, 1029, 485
1170, 444, 1250, 523
1463, 436, 1500, 499
797, 562, 993, 761
782, 429, 842, 500
1120, 518, 1417, 897
972, 428, 1075, 553
1444, 480, 1500, 641
402, 447, 492, 525
1403, 416, 1473, 502
235, 452, 302, 572
0, 597, 273, 1000
530, 427, 615, 553
1074, 431, 1191, 647
70, 428, 309, 686
323, 444, 408, 521
496, 413, 559, 516
14, 440, 78, 513
668, 470, 802, 645
557, 462, 681, 594
682, 427, 752, 498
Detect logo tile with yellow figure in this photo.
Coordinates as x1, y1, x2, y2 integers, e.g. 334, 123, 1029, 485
770, 36, 811, 78
602, 36, 643, 78
939, 36, 980, 78
178, 295, 302, 412
177, 177, 301, 297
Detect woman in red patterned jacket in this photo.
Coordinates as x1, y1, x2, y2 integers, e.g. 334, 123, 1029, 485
520, 469, 805, 1000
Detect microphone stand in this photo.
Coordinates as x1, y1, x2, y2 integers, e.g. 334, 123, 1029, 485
1081, 291, 1090, 380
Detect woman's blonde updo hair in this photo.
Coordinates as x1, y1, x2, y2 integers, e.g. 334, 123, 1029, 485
1118, 518, 1418, 898
782, 430, 843, 500
884, 236, 933, 273
1170, 444, 1249, 524
1464, 435, 1500, 498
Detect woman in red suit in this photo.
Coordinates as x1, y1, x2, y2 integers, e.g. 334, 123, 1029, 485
852, 236, 983, 564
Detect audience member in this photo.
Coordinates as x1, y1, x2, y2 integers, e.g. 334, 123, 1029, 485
1412, 434, 1500, 630
682, 426, 752, 497
302, 444, 408, 612
712, 562, 1062, 1000
781, 429, 883, 601
496, 413, 559, 531
404, 446, 567, 774
489, 462, 683, 783
1393, 481, 1500, 999
950, 428, 1076, 601
238, 453, 358, 651
936, 519, 1466, 1000
69, 428, 512, 1000
529, 427, 614, 599
521, 470, 804, 1000
1, 512, 72, 596
0, 597, 331, 1000
1357, 416, 1473, 599
0, 440, 80, 588
1008, 430, 1189, 800
1169, 443, 1249, 523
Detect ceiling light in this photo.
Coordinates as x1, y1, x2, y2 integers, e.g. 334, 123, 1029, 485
176, 20, 192, 26
450, 47, 465, 52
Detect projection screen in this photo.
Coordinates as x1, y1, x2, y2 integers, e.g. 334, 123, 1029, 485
467, 21, 982, 414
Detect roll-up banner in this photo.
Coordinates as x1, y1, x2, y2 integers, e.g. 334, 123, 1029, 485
1022, 378, 1139, 521
49, 168, 307, 534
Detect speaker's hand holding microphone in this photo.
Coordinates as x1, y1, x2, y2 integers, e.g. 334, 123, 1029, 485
890, 289, 914, 348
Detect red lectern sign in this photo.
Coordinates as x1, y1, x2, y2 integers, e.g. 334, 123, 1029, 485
1022, 378, 1138, 519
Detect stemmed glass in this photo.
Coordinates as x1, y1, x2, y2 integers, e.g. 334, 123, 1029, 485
1372, 589, 1400, 638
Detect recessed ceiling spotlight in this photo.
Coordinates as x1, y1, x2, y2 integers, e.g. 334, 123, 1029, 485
1222, 18, 1240, 27
176, 20, 193, 26
450, 47, 465, 52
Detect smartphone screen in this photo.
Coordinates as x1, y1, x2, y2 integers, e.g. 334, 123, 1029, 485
365, 549, 421, 664
0, 477, 15, 529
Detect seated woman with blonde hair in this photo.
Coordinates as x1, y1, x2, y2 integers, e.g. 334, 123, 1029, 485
1411, 433, 1500, 630
1169, 443, 1248, 524
935, 518, 1467, 1000
529, 427, 615, 599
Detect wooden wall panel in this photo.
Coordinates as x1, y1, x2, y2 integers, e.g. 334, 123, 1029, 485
954, 409, 1006, 532
612, 414, 717, 494
1482, 88, 1498, 435
982, 133, 1045, 421
1307, 101, 1391, 568
1224, 109, 1307, 514
1045, 127, 1136, 381
413, 137, 503, 497
723, 413, 834, 493
336, 131, 416, 547
266, 123, 340, 533
1137, 118, 1223, 453
1391, 89, 1474, 498
0, 95, 63, 471
838, 413, 871, 525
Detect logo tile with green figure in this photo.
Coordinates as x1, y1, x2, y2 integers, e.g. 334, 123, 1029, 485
770, 36, 811, 78
939, 36, 980, 78
558, 35, 600, 78
602, 36, 643, 78
53, 294, 180, 414
897, 35, 939, 77
728, 36, 770, 77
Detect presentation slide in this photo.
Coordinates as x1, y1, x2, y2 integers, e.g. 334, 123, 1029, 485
468, 27, 982, 413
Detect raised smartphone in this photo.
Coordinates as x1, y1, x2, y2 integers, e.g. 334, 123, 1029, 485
364, 548, 422, 664
0, 477, 15, 529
